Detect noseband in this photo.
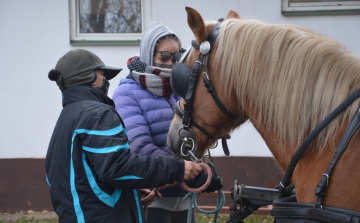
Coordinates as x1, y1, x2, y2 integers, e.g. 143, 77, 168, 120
171, 19, 241, 157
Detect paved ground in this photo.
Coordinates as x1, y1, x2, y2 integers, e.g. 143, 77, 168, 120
0, 211, 58, 221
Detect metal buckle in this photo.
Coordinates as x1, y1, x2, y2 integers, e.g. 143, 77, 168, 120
203, 72, 210, 80
182, 116, 191, 129
233, 180, 239, 198
229, 179, 244, 223
194, 60, 202, 65
193, 60, 203, 74
279, 182, 287, 191
322, 173, 329, 186
278, 182, 289, 196
315, 204, 323, 210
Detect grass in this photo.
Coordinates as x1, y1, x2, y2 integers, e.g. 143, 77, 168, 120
196, 214, 274, 223
0, 218, 58, 223
0, 214, 274, 223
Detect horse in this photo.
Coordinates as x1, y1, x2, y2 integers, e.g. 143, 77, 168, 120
167, 6, 360, 215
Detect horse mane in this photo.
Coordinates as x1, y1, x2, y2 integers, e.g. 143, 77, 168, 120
214, 18, 360, 152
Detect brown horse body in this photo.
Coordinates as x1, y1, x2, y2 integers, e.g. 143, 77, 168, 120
168, 7, 360, 211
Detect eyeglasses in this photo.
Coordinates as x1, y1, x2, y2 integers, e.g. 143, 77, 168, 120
155, 51, 183, 63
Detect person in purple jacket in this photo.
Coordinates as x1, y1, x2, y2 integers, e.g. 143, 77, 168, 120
112, 22, 222, 223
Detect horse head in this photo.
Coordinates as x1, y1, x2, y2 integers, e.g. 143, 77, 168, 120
167, 7, 248, 160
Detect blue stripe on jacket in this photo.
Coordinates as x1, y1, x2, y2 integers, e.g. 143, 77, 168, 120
133, 189, 143, 223
70, 124, 129, 222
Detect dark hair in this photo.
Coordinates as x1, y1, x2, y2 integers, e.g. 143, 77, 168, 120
154, 34, 181, 53
48, 69, 61, 81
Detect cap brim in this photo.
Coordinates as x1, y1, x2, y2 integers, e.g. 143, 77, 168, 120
99, 66, 123, 80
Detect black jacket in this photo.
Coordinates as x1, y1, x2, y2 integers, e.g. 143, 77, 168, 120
46, 86, 184, 223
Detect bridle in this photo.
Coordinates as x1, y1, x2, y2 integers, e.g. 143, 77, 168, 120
170, 19, 241, 159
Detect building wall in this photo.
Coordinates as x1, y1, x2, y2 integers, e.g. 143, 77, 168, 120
0, 0, 359, 158
0, 0, 359, 212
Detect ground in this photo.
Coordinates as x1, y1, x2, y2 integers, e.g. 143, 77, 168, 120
0, 211, 57, 223
0, 212, 274, 223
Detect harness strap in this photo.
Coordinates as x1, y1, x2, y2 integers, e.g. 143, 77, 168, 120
279, 87, 360, 197
307, 209, 360, 223
314, 105, 360, 209
191, 40, 200, 49
202, 48, 241, 120
203, 75, 241, 119
182, 54, 205, 129
175, 101, 232, 157
175, 101, 215, 139
221, 136, 230, 156
185, 54, 205, 105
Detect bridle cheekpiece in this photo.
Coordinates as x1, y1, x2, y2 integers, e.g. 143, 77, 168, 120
171, 18, 240, 158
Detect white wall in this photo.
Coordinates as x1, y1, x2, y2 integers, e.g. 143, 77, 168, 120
0, 0, 359, 158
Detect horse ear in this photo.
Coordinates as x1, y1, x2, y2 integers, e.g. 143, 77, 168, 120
185, 7, 207, 43
226, 10, 241, 19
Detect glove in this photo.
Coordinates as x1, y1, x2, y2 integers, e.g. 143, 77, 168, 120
193, 172, 223, 193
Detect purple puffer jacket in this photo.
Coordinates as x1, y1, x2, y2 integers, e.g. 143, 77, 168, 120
112, 75, 193, 197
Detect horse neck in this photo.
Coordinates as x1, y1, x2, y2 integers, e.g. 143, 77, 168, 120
249, 115, 293, 171
249, 106, 360, 211
293, 123, 360, 211
242, 98, 344, 172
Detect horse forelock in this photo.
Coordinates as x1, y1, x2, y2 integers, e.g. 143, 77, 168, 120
212, 18, 360, 153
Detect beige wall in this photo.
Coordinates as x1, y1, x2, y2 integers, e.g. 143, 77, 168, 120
0, 0, 359, 158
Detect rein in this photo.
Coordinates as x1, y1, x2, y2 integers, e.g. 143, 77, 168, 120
260, 87, 360, 223
226, 89, 360, 223
279, 87, 360, 198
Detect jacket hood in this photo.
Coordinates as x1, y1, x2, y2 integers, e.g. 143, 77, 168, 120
139, 21, 176, 66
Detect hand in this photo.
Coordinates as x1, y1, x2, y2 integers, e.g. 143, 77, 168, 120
183, 161, 202, 180
139, 189, 161, 206
154, 190, 161, 199
193, 172, 223, 193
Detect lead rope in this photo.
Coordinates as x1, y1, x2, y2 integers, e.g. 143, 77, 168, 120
181, 161, 225, 223
141, 182, 177, 221
183, 181, 225, 223
141, 161, 225, 223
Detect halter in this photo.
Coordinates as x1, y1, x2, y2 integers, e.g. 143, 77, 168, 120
171, 19, 240, 157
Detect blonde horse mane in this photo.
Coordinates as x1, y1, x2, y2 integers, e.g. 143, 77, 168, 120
214, 19, 360, 152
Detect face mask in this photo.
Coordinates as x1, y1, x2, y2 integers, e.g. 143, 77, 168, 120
96, 76, 110, 95
153, 62, 174, 69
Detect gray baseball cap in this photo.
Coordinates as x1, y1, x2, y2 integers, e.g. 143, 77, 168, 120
53, 49, 122, 90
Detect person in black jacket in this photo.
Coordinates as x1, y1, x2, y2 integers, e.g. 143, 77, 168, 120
46, 49, 203, 223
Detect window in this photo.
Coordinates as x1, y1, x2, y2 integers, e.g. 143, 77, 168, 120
281, 0, 360, 15
69, 0, 152, 46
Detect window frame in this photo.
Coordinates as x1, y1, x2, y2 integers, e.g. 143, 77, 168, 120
281, 0, 360, 15
69, 0, 152, 46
